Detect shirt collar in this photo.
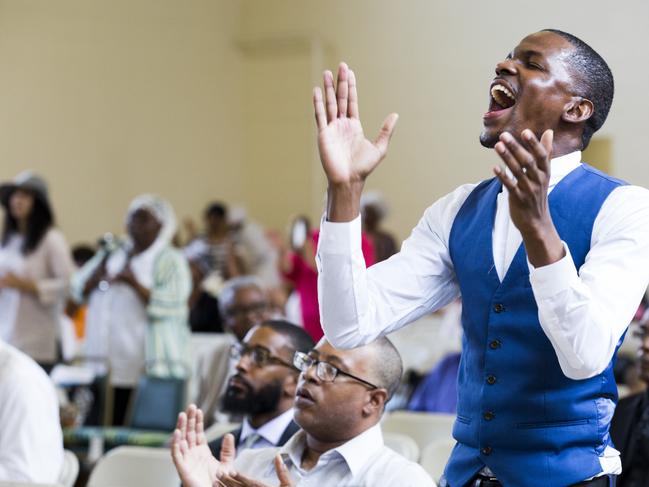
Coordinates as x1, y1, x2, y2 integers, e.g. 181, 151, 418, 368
240, 408, 295, 446
278, 423, 384, 478
502, 150, 581, 192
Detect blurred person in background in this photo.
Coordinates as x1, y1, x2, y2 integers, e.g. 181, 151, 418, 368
361, 191, 398, 263
196, 275, 274, 426
228, 206, 281, 289
611, 318, 649, 486
0, 337, 63, 482
273, 215, 375, 342
185, 202, 245, 333
72, 194, 191, 425
208, 320, 314, 456
0, 171, 74, 372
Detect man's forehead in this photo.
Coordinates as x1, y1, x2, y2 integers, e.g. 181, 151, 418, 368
512, 31, 574, 59
313, 342, 360, 370
246, 326, 288, 349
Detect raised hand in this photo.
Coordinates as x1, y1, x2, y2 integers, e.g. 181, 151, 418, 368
313, 63, 398, 221
171, 404, 236, 487
493, 129, 565, 267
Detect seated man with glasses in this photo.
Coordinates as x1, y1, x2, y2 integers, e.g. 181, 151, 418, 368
208, 320, 314, 456
172, 337, 436, 486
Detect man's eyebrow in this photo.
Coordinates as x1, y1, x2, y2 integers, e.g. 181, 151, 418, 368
320, 353, 349, 370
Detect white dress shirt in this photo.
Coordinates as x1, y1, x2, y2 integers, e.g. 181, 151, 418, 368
239, 408, 295, 450
0, 340, 63, 482
316, 152, 649, 477
234, 424, 435, 486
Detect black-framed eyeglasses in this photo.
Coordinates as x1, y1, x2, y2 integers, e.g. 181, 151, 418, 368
229, 343, 296, 370
293, 351, 378, 389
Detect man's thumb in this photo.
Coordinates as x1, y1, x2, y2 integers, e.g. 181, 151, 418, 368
274, 454, 293, 487
220, 433, 236, 464
374, 113, 399, 157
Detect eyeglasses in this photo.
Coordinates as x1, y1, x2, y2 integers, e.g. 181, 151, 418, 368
229, 343, 296, 370
293, 351, 378, 389
226, 302, 268, 318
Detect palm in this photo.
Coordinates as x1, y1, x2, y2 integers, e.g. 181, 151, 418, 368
313, 63, 398, 187
318, 118, 382, 184
175, 443, 220, 487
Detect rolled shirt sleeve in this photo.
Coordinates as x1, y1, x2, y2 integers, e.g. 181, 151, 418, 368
529, 185, 649, 380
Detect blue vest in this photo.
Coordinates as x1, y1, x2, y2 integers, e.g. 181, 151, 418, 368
445, 164, 627, 487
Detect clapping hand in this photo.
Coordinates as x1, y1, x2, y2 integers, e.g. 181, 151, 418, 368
171, 404, 237, 487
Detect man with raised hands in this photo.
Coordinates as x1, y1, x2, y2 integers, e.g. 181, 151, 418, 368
314, 30, 649, 486
171, 338, 435, 487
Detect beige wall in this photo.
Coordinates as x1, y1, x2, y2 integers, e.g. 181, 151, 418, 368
0, 0, 245, 243
0, 1, 647, 243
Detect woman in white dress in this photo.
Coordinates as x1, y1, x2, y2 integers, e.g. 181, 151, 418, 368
72, 194, 191, 425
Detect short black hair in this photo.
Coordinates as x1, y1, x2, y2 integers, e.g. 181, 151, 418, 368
2, 191, 54, 254
543, 29, 614, 149
260, 320, 315, 359
205, 201, 227, 220
367, 337, 403, 401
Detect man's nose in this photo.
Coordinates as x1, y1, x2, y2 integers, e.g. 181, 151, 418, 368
495, 58, 517, 76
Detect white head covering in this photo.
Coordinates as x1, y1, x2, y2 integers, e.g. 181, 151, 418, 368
126, 194, 177, 245
105, 194, 177, 289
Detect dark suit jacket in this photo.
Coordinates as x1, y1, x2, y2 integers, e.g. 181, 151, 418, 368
610, 390, 649, 485
208, 419, 300, 458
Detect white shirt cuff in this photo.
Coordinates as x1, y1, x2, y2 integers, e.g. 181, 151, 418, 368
318, 214, 362, 255
528, 242, 578, 299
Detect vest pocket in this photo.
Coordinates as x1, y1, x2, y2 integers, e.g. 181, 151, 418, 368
515, 418, 590, 429
456, 414, 472, 425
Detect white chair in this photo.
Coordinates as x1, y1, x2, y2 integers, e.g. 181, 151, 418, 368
383, 432, 420, 461
203, 421, 241, 443
419, 438, 457, 482
382, 411, 455, 450
87, 446, 179, 487
58, 450, 79, 487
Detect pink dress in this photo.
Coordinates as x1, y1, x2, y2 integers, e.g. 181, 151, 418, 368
283, 230, 375, 342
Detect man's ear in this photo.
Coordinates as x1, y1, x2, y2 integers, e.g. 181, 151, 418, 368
562, 96, 594, 124
362, 388, 389, 417
283, 373, 298, 398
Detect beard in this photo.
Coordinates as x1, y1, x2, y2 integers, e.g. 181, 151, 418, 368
221, 375, 283, 416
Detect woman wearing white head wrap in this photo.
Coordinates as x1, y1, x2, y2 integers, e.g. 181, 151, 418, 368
72, 194, 191, 425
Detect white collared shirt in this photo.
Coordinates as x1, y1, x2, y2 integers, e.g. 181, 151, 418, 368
234, 424, 435, 486
239, 408, 295, 450
316, 152, 649, 477
0, 341, 63, 483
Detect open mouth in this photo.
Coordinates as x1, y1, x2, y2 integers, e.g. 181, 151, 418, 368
488, 82, 516, 113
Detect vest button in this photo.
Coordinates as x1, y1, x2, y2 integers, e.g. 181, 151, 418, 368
489, 340, 501, 350
486, 374, 497, 385
483, 411, 495, 421
493, 303, 505, 313
481, 446, 492, 456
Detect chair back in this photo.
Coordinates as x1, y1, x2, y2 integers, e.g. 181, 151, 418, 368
128, 375, 186, 431
419, 438, 456, 483
58, 450, 79, 487
382, 411, 455, 450
383, 432, 420, 462
87, 446, 179, 487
